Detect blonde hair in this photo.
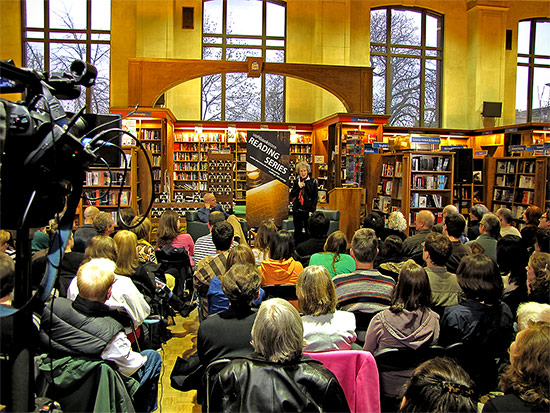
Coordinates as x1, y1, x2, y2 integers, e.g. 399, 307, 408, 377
83, 236, 117, 264
0, 230, 10, 247
113, 230, 139, 276
225, 244, 255, 272
251, 298, 304, 363
528, 252, 550, 296
296, 265, 336, 316
77, 258, 115, 302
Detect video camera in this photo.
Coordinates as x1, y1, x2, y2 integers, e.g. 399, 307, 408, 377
0, 59, 119, 229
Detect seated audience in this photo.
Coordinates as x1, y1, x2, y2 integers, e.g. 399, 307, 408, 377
194, 221, 234, 319
467, 203, 489, 241
431, 204, 459, 234
252, 219, 277, 266
209, 298, 349, 412
364, 260, 440, 399
193, 211, 234, 266
73, 206, 99, 251
40, 258, 162, 413
197, 192, 247, 244
482, 322, 549, 412
67, 236, 151, 330
309, 230, 355, 279
113, 230, 156, 294
402, 210, 435, 265
516, 302, 550, 331
521, 205, 542, 254
375, 235, 407, 278
466, 212, 500, 261
259, 230, 303, 286
400, 357, 476, 413
526, 251, 550, 304
440, 254, 514, 394
130, 216, 157, 264
0, 252, 14, 306
497, 207, 521, 238
157, 210, 194, 265
535, 227, 550, 253
295, 211, 330, 260
498, 235, 529, 316
0, 230, 16, 261
539, 209, 550, 230
334, 228, 396, 338
115, 207, 137, 232
444, 213, 472, 274
423, 232, 462, 310
362, 212, 385, 249
93, 211, 115, 237
384, 210, 408, 241
31, 227, 50, 254
297, 265, 356, 352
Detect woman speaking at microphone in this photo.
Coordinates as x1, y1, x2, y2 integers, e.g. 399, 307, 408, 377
290, 161, 318, 244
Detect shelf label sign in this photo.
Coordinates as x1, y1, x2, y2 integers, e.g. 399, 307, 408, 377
440, 145, 464, 151
526, 144, 544, 152
372, 142, 389, 149
411, 136, 441, 144
475, 150, 488, 156
545, 142, 550, 149
509, 145, 526, 152
364, 148, 378, 154
351, 117, 374, 123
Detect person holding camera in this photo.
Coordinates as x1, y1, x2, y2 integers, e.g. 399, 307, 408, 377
290, 161, 318, 244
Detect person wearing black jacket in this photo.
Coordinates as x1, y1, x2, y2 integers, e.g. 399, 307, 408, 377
290, 161, 318, 244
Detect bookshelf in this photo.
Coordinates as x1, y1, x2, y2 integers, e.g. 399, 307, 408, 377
488, 156, 548, 218
207, 151, 234, 211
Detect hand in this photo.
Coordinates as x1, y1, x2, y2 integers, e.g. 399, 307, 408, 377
299, 181, 305, 188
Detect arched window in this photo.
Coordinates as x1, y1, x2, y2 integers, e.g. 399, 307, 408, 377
22, 0, 111, 114
202, 0, 286, 122
516, 18, 550, 123
370, 7, 443, 127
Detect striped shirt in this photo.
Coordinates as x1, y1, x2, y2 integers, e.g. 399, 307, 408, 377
333, 269, 396, 313
194, 250, 230, 319
193, 233, 237, 268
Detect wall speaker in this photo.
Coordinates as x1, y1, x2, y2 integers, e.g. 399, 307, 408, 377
482, 101, 502, 117
454, 148, 473, 184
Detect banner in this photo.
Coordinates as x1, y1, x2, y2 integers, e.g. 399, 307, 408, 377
246, 131, 290, 227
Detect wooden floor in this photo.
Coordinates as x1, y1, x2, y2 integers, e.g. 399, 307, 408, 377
154, 308, 202, 413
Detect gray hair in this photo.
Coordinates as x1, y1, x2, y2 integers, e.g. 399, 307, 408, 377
295, 161, 310, 174
471, 204, 489, 220
496, 207, 514, 224
481, 212, 500, 238
251, 298, 304, 363
388, 211, 407, 232
517, 302, 550, 331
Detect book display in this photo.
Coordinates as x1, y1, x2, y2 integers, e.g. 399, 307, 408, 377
207, 151, 234, 211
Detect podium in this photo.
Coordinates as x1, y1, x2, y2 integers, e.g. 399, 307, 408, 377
328, 187, 362, 242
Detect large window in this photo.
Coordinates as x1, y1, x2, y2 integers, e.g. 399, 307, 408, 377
202, 0, 286, 122
370, 7, 443, 127
22, 0, 111, 114
516, 19, 550, 123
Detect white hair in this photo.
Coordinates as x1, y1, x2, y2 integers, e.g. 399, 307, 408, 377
517, 302, 550, 331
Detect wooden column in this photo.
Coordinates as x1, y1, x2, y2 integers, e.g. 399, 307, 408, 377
328, 187, 362, 242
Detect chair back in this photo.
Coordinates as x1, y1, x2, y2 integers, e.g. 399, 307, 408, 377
262, 284, 298, 301
205, 359, 231, 413
374, 345, 444, 372
155, 246, 193, 300
305, 350, 380, 413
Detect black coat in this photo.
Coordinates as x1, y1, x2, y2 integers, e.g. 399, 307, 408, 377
290, 176, 318, 213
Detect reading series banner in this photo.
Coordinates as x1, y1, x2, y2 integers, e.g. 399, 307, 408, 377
246, 131, 290, 227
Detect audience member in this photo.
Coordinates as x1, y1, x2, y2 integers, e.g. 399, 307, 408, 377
440, 254, 514, 394
93, 211, 115, 237
295, 211, 330, 259
385, 210, 408, 241
209, 298, 349, 412
402, 210, 435, 265
73, 206, 100, 251
297, 265, 356, 352
431, 204, 459, 234
423, 232, 461, 310
539, 208, 550, 230
197, 193, 248, 245
521, 205, 542, 254
117, 207, 137, 230
365, 260, 440, 400
0, 252, 14, 306
309, 230, 355, 278
516, 302, 550, 331
31, 227, 50, 254
130, 216, 157, 264
334, 228, 396, 314
375, 235, 407, 278
482, 322, 550, 412
466, 212, 500, 261
467, 203, 489, 241
400, 357, 476, 413
157, 210, 194, 265
290, 161, 319, 244
40, 258, 162, 413
535, 227, 550, 253
496, 207, 521, 238
362, 211, 385, 243
444, 212, 472, 274
526, 251, 550, 304
0, 230, 15, 261
193, 211, 233, 266
498, 235, 529, 316
252, 219, 277, 266
259, 230, 303, 286
194, 221, 234, 319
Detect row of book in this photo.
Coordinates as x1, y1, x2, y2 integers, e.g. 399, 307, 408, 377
495, 175, 515, 187
411, 156, 450, 172
174, 132, 225, 143
143, 142, 161, 152
84, 190, 130, 206
174, 152, 200, 161
496, 161, 516, 174
412, 174, 448, 190
517, 175, 535, 189
85, 171, 128, 186
494, 188, 535, 205
173, 143, 199, 152
141, 129, 160, 140
173, 171, 208, 181
410, 193, 443, 208
173, 181, 208, 191
409, 211, 444, 226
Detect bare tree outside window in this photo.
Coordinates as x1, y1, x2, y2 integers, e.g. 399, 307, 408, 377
370, 7, 442, 127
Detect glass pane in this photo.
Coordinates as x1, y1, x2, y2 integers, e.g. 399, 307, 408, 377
89, 43, 110, 114
266, 1, 285, 37
517, 20, 531, 55
203, 0, 222, 34
532, 66, 550, 122
91, 33, 111, 41
534, 57, 550, 65
50, 42, 87, 73
202, 47, 222, 60
426, 49, 440, 57
202, 74, 222, 120
50, 0, 87, 30
390, 56, 420, 126
425, 14, 441, 48
25, 42, 45, 71
92, 0, 111, 30
225, 73, 261, 121
424, 59, 440, 127
266, 39, 285, 47
515, 65, 528, 123
371, 45, 386, 53
203, 36, 222, 44
50, 32, 86, 40
26, 31, 44, 40
391, 9, 421, 46
265, 74, 284, 122
370, 9, 387, 44
25, 0, 44, 28
227, 37, 262, 46
534, 21, 550, 56
227, 0, 262, 36
391, 47, 421, 56
371, 55, 386, 114
226, 47, 261, 61
517, 56, 529, 64
266, 49, 284, 63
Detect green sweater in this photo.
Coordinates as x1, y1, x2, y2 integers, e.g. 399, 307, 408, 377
309, 252, 356, 278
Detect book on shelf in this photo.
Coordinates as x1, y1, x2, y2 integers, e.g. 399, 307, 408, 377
396, 180, 403, 199
518, 175, 534, 188
379, 196, 391, 213
438, 175, 448, 189
372, 197, 380, 211
473, 171, 482, 183
418, 195, 427, 208
493, 189, 502, 201
441, 158, 450, 171
512, 205, 526, 218
502, 189, 514, 202
497, 161, 507, 173
383, 179, 393, 195
495, 176, 505, 186
395, 160, 403, 177
521, 190, 534, 204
